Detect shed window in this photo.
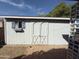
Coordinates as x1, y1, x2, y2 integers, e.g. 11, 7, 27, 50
12, 21, 25, 32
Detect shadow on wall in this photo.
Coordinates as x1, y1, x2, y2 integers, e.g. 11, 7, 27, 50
13, 48, 67, 59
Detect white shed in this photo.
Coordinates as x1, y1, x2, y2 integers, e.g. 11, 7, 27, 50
2, 16, 70, 45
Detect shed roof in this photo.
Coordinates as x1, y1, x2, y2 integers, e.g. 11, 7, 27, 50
0, 16, 70, 20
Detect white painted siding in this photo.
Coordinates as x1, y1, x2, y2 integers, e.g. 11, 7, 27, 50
6, 22, 33, 44
6, 21, 70, 45
49, 23, 70, 45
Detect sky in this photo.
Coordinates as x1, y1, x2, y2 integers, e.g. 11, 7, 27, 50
0, 0, 77, 16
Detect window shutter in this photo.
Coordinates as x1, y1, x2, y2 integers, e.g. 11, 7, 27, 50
12, 22, 15, 29
22, 22, 25, 29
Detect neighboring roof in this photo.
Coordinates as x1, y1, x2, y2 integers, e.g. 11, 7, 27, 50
0, 16, 70, 20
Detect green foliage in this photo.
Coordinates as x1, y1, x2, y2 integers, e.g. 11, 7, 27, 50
47, 2, 70, 17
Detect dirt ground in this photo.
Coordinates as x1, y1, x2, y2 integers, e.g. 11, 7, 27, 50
0, 45, 68, 59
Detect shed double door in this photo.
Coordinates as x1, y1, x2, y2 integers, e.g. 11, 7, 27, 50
32, 22, 49, 44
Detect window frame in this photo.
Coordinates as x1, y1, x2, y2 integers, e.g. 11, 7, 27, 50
12, 21, 25, 32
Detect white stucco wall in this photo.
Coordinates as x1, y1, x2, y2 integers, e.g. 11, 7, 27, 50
5, 21, 70, 45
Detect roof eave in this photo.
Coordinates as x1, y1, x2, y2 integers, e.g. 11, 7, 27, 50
0, 16, 70, 20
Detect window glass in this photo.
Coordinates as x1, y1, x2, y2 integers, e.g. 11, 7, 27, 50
12, 22, 15, 29
18, 22, 22, 28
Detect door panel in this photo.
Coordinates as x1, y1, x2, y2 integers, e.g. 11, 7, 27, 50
32, 22, 48, 44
